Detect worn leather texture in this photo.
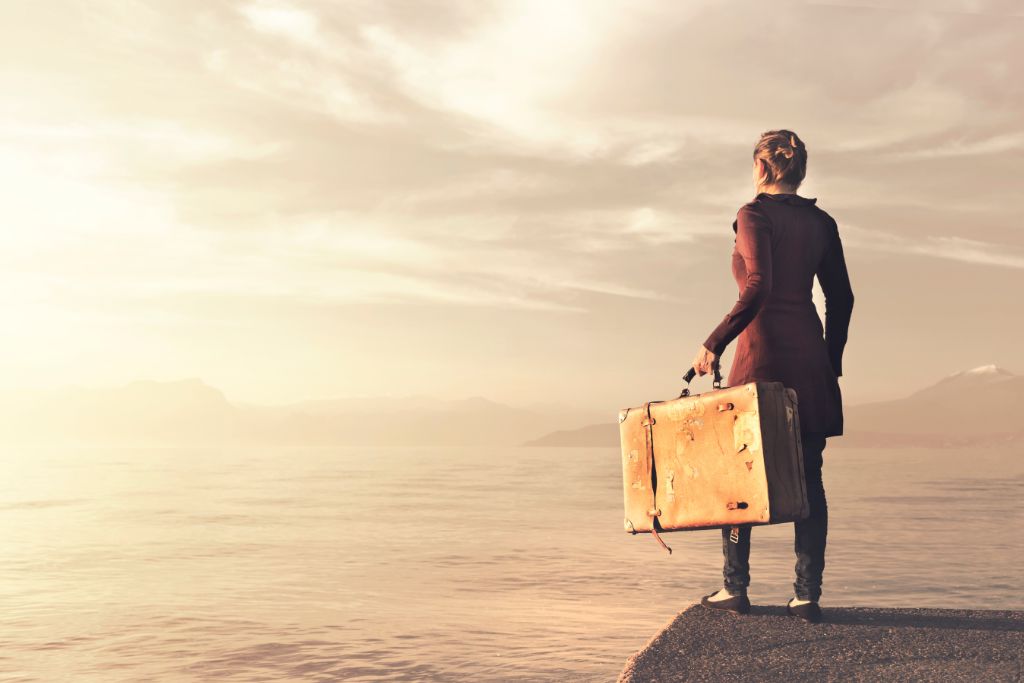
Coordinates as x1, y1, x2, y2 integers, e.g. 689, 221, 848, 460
619, 381, 808, 535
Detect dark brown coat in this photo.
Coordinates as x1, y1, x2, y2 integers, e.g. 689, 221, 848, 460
703, 192, 854, 437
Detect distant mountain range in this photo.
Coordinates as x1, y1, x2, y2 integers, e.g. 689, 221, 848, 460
0, 379, 605, 448
523, 365, 1023, 449
839, 365, 1022, 447
1, 366, 1018, 448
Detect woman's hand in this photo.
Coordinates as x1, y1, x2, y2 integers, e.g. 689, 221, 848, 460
691, 345, 719, 377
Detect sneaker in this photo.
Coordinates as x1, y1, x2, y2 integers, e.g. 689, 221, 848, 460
700, 588, 751, 615
786, 597, 822, 623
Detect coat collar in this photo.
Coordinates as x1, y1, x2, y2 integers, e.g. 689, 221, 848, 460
755, 192, 817, 206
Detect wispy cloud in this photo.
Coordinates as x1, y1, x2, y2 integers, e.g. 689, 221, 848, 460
843, 225, 1024, 269
882, 131, 1024, 160
805, 0, 1024, 17
912, 236, 1024, 269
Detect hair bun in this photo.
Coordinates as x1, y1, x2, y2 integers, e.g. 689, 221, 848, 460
753, 129, 807, 186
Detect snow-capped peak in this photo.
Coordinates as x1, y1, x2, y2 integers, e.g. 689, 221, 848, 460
911, 365, 1018, 398
949, 365, 1013, 378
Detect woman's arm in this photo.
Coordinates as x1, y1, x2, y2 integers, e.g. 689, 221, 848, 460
701, 203, 774, 357
816, 217, 854, 377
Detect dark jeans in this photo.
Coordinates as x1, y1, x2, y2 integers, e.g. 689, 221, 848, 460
721, 432, 828, 601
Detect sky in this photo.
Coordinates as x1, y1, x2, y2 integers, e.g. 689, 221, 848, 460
1, 0, 1022, 412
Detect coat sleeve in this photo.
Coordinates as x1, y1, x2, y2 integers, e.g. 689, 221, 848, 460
703, 203, 774, 356
816, 217, 854, 377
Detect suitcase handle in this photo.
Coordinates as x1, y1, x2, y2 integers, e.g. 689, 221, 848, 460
680, 364, 723, 397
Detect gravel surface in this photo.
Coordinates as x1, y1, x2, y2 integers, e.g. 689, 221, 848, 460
618, 604, 1023, 682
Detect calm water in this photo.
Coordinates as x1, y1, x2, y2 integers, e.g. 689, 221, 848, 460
1, 444, 1022, 682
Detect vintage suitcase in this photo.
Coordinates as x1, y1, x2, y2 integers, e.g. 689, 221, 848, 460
619, 367, 808, 553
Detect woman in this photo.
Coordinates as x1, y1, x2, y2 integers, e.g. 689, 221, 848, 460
692, 129, 854, 623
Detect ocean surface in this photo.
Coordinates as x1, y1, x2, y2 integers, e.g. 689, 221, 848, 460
1, 443, 1022, 682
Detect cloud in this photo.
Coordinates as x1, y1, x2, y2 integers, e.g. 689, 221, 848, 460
2, 0, 1023, 408
358, 2, 610, 157
2, 0, 1022, 327
0, 120, 282, 165
804, 0, 1024, 17
238, 2, 319, 45
882, 131, 1024, 159
911, 236, 1024, 268
843, 225, 1024, 269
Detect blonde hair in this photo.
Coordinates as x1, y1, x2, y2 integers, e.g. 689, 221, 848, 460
754, 129, 807, 187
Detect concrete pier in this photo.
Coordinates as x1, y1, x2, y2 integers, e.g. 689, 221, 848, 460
618, 604, 1023, 682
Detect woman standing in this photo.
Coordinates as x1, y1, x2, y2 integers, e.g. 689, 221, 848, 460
692, 130, 854, 623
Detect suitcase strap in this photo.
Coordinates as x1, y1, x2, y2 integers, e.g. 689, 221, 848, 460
642, 401, 741, 553
643, 401, 673, 555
